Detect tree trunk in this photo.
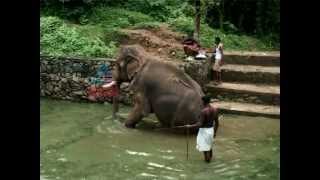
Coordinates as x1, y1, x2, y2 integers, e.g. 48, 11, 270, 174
194, 0, 201, 41
219, 11, 224, 32
219, 0, 224, 32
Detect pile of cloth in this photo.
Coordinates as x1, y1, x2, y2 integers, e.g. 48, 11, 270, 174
182, 37, 207, 60
86, 64, 114, 102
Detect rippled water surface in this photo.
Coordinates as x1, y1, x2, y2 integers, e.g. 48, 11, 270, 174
40, 98, 279, 180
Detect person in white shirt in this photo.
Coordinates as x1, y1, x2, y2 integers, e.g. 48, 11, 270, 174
212, 37, 224, 85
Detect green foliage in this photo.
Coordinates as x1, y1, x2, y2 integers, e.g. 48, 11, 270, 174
85, 7, 154, 28
81, 7, 155, 46
40, 16, 117, 58
40, 7, 155, 58
125, 0, 190, 21
168, 15, 278, 51
132, 22, 162, 30
200, 23, 278, 51
40, 2, 90, 22
40, 0, 279, 57
167, 16, 194, 35
203, 0, 280, 38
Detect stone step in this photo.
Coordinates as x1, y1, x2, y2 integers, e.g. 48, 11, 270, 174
223, 51, 280, 66
221, 64, 280, 84
206, 82, 280, 105
211, 101, 280, 119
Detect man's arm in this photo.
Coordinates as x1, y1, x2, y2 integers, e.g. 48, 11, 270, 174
177, 113, 203, 129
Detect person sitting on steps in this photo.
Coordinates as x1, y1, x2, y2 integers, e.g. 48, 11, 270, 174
182, 31, 201, 59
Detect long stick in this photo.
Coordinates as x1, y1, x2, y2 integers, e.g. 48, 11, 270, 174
153, 126, 181, 131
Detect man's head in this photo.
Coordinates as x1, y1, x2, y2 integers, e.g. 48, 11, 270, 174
202, 94, 211, 105
215, 37, 221, 45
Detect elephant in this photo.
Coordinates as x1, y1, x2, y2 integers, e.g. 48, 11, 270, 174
111, 45, 205, 129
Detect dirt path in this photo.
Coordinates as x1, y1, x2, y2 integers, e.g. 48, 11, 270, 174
120, 25, 186, 61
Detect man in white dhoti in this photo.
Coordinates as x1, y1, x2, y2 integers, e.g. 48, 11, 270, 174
178, 95, 220, 163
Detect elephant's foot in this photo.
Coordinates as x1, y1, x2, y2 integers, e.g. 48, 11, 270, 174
124, 121, 137, 128
112, 113, 118, 120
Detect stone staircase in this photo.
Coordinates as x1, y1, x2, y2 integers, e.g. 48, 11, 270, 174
206, 52, 280, 118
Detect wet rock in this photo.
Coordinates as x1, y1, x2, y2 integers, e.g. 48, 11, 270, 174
49, 74, 55, 80
47, 84, 53, 91
72, 74, 79, 82
61, 78, 68, 83
66, 96, 72, 100
73, 91, 84, 96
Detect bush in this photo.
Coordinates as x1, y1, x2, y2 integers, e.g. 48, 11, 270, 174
40, 16, 117, 58
40, 16, 63, 36
167, 16, 194, 35
125, 0, 188, 22
85, 7, 154, 28
167, 15, 278, 51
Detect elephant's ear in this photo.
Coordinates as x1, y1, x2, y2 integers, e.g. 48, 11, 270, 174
125, 55, 140, 80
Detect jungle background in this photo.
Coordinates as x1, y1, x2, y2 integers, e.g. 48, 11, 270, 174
40, 0, 280, 58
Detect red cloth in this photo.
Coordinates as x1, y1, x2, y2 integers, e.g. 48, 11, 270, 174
86, 85, 117, 101
182, 39, 200, 56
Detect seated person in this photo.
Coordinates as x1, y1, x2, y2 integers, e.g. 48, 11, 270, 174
182, 34, 201, 57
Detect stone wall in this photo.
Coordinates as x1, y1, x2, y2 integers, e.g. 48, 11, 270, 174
40, 55, 209, 104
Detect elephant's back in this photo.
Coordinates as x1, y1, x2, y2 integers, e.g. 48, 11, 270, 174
144, 61, 203, 95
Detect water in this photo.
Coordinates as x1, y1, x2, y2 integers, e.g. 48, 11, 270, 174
40, 98, 279, 180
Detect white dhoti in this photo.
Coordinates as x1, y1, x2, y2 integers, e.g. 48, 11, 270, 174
196, 127, 214, 152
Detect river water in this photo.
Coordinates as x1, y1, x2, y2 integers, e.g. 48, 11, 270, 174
40, 98, 279, 180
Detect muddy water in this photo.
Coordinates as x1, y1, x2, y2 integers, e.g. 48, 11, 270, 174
40, 98, 279, 180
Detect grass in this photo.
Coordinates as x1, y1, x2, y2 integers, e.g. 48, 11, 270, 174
40, 6, 279, 58
40, 16, 117, 58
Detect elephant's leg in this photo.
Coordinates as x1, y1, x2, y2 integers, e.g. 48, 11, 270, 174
112, 96, 119, 119
125, 93, 148, 128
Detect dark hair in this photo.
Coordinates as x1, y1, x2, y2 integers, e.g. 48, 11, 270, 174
202, 95, 211, 105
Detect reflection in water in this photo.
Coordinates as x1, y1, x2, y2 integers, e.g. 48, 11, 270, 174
126, 150, 151, 156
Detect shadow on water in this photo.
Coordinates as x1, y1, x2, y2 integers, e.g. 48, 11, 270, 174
40, 98, 279, 180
